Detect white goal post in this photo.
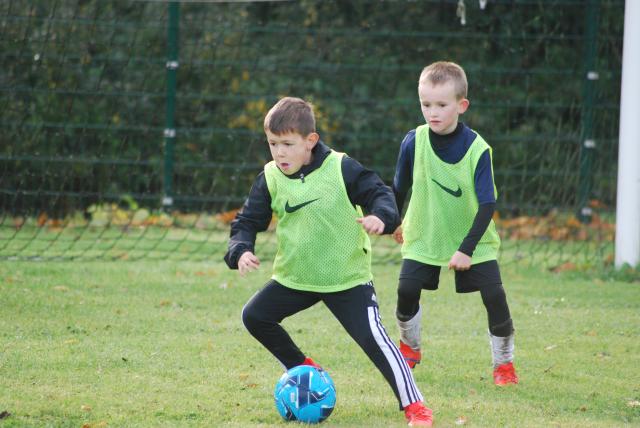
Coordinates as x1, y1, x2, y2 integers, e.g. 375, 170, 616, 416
615, 1, 640, 268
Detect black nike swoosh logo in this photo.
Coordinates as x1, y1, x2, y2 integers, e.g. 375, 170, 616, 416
431, 179, 462, 197
284, 198, 320, 213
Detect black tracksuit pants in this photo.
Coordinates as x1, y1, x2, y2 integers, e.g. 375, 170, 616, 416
241, 279, 423, 408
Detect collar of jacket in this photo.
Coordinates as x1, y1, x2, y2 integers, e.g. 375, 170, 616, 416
283, 140, 332, 180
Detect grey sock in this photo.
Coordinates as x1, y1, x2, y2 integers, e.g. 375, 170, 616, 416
397, 306, 422, 350
489, 330, 514, 368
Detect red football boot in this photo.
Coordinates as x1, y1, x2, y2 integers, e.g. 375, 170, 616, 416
404, 401, 433, 426
301, 357, 322, 370
493, 361, 518, 385
399, 341, 421, 369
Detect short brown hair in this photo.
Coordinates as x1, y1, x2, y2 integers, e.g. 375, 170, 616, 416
264, 97, 316, 136
419, 61, 468, 100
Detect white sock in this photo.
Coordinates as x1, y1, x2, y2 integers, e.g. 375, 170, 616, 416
489, 330, 515, 368
397, 306, 422, 350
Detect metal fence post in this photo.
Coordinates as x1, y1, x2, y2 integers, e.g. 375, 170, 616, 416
163, 1, 179, 210
577, 0, 600, 222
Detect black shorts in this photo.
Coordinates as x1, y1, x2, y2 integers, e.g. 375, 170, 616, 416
399, 258, 502, 293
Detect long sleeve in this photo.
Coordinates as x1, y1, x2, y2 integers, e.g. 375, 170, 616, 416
458, 149, 497, 256
223, 171, 273, 269
342, 156, 401, 234
458, 202, 496, 256
392, 130, 416, 214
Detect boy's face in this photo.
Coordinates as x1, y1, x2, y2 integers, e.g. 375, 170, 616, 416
418, 80, 469, 135
265, 130, 319, 175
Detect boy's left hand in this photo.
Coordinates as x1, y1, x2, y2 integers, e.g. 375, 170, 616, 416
392, 225, 403, 244
356, 215, 385, 235
448, 251, 471, 271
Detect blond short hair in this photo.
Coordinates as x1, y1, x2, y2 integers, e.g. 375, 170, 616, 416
419, 61, 468, 100
263, 97, 316, 136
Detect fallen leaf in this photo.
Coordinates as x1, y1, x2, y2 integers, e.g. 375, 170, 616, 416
47, 218, 63, 228
219, 282, 228, 290
216, 208, 241, 224
455, 415, 467, 425
37, 212, 48, 227
549, 262, 576, 273
81, 424, 106, 428
81, 404, 92, 412
576, 228, 588, 241
53, 285, 69, 292
159, 300, 171, 306
566, 216, 582, 228
628, 400, 640, 408
544, 344, 557, 351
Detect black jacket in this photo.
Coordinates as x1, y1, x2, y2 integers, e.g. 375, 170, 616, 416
224, 140, 400, 269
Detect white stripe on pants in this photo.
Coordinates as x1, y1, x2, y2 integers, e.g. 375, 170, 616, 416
368, 306, 423, 407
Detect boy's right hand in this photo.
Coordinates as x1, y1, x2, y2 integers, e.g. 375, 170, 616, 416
238, 251, 260, 276
392, 225, 404, 244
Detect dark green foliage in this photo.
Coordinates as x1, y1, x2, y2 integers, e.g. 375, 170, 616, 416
0, 0, 624, 216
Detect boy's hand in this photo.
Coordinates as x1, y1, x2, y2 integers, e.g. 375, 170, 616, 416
392, 225, 404, 244
238, 251, 260, 276
448, 251, 471, 271
356, 215, 385, 235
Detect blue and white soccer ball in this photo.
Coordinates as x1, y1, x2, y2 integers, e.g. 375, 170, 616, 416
274, 365, 336, 423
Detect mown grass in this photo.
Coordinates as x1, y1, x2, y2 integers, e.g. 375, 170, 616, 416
1, 259, 639, 427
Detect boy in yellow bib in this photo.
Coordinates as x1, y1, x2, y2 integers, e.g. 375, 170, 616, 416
392, 62, 518, 385
225, 97, 433, 426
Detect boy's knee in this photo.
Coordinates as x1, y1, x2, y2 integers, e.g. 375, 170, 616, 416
397, 277, 423, 301
241, 304, 261, 332
397, 278, 423, 318
480, 283, 506, 306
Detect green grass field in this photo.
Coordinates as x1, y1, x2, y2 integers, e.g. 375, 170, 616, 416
1, 259, 639, 427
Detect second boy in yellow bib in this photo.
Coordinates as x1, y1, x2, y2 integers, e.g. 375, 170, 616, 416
393, 62, 518, 386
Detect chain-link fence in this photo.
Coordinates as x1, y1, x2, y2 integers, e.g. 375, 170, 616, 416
1, 0, 623, 264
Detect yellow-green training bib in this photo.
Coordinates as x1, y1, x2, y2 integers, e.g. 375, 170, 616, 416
402, 124, 500, 266
264, 151, 372, 292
